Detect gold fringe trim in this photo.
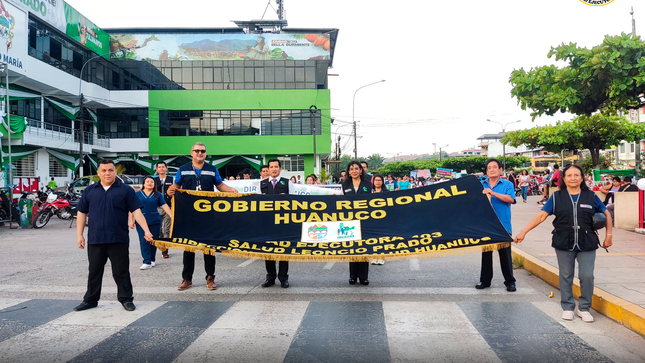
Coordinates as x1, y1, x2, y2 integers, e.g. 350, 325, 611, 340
152, 240, 513, 263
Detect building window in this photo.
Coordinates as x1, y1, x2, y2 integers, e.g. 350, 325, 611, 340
97, 108, 149, 138
13, 155, 36, 176
49, 156, 68, 177
631, 143, 635, 153
620, 143, 625, 153
279, 155, 304, 172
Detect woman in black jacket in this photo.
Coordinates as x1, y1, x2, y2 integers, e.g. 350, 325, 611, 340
341, 161, 372, 285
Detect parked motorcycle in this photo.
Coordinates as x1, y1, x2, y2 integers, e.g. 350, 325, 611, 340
32, 192, 74, 229
0, 187, 19, 224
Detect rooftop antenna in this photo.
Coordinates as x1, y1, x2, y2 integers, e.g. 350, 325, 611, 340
632, 7, 637, 35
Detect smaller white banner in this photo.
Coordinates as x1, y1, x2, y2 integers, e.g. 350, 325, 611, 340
220, 179, 262, 194
289, 183, 343, 195
301, 220, 362, 243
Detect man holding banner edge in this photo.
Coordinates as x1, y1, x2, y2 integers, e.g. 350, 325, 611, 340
167, 142, 238, 291
477, 158, 517, 292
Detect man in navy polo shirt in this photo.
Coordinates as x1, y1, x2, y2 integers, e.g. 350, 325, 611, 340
477, 158, 517, 292
75, 159, 153, 312
167, 142, 238, 291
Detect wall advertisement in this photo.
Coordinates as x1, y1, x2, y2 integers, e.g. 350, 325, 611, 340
0, 0, 27, 73
14, 0, 65, 32
63, 2, 109, 55
109, 32, 331, 61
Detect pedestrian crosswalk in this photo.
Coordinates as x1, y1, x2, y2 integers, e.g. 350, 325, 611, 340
0, 298, 615, 363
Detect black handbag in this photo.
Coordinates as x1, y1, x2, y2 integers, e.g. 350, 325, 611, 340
593, 212, 607, 230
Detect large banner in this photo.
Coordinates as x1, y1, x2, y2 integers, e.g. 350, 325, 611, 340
63, 2, 109, 55
15, 0, 65, 35
0, 0, 27, 73
108, 33, 332, 62
157, 176, 512, 262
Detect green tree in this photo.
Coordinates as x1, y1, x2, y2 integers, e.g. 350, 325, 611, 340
510, 33, 645, 119
579, 153, 611, 175
366, 153, 385, 170
502, 114, 645, 168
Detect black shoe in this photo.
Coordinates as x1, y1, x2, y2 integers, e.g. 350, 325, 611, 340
262, 279, 276, 287
349, 278, 356, 285
73, 301, 97, 311
122, 301, 136, 311
360, 279, 370, 286
475, 282, 490, 289
281, 280, 290, 288
506, 283, 517, 292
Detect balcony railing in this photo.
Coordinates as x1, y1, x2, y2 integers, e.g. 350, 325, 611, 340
25, 119, 110, 148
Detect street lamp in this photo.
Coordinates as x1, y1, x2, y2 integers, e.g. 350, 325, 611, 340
486, 119, 521, 171
78, 51, 119, 177
437, 144, 448, 162
352, 80, 385, 159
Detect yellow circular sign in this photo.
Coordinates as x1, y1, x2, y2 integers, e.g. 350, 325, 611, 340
580, 0, 615, 6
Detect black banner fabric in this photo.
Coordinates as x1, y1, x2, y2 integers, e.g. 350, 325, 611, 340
156, 176, 513, 262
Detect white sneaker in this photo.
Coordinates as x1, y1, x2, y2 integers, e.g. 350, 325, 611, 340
140, 264, 152, 270
561, 310, 574, 321
370, 260, 378, 265
575, 309, 594, 323
151, 261, 156, 267
378, 260, 385, 265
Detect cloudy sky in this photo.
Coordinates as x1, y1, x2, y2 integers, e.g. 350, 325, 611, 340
66, 0, 642, 158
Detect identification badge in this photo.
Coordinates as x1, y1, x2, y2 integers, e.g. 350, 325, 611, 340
580, 204, 593, 209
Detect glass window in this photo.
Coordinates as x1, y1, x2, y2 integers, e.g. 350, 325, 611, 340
13, 154, 36, 176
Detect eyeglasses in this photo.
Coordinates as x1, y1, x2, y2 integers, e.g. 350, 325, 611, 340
192, 149, 206, 154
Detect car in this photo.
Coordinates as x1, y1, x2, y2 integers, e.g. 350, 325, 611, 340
57, 174, 144, 195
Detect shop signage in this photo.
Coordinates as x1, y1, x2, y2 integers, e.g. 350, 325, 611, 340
0, 0, 27, 73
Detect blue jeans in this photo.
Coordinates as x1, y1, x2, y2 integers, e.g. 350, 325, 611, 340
555, 248, 596, 312
521, 186, 529, 201
137, 223, 160, 264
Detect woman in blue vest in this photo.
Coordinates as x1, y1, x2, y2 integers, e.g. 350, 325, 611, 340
130, 176, 172, 270
514, 164, 612, 323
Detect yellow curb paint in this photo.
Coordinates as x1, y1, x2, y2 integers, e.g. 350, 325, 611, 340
538, 253, 645, 257
513, 247, 645, 336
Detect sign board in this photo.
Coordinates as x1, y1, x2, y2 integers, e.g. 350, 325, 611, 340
63, 2, 109, 55
109, 32, 332, 62
0, 0, 27, 73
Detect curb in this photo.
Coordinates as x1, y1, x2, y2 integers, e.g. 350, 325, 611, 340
512, 247, 645, 336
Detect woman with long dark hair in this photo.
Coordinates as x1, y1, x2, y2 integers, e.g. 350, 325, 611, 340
519, 170, 530, 203
130, 176, 172, 270
514, 164, 612, 323
341, 161, 372, 285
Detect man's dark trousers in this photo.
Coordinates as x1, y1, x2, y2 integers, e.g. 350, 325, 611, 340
480, 246, 516, 286
183, 252, 216, 280
84, 243, 133, 304
265, 260, 289, 282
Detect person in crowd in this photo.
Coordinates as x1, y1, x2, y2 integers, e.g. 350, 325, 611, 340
306, 174, 318, 185
538, 169, 552, 204
514, 164, 612, 323
340, 170, 348, 184
342, 161, 372, 285
297, 175, 303, 184
260, 165, 269, 180
243, 168, 252, 180
47, 177, 57, 189
130, 176, 172, 270
290, 176, 297, 184
398, 175, 411, 190
600, 176, 621, 204
331, 176, 339, 184
603, 176, 638, 223
361, 161, 373, 184
551, 164, 561, 190
74, 159, 152, 312
508, 169, 517, 188
477, 158, 517, 292
260, 159, 290, 288
167, 142, 238, 291
409, 176, 416, 189
371, 173, 387, 266
228, 176, 235, 181
154, 161, 173, 258
385, 174, 398, 191
519, 170, 530, 203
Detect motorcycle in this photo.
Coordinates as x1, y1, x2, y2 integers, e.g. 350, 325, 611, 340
32, 191, 74, 229
0, 187, 19, 224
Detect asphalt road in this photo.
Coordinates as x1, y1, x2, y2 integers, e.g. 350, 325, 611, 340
0, 218, 644, 362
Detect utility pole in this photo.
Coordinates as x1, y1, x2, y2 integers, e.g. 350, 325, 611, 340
337, 135, 341, 178
632, 7, 641, 178
1, 63, 12, 228
78, 93, 84, 178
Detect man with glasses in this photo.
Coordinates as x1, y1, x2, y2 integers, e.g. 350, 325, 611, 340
168, 142, 237, 291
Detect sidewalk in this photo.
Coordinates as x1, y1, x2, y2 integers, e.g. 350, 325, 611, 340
511, 194, 645, 336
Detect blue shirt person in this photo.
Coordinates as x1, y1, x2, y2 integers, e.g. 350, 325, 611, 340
476, 159, 517, 292
74, 159, 152, 313
166, 142, 238, 291
129, 176, 173, 270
